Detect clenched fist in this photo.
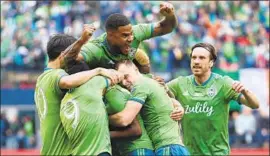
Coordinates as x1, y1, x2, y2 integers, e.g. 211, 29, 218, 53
159, 2, 175, 17
79, 24, 96, 44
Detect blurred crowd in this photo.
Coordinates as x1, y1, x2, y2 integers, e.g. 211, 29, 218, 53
229, 106, 269, 148
1, 112, 36, 149
1, 1, 269, 72
0, 1, 269, 149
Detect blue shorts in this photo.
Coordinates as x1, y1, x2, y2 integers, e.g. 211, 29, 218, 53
98, 152, 111, 156
128, 148, 155, 156
155, 144, 190, 156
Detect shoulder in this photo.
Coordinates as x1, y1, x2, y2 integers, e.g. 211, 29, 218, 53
212, 73, 234, 86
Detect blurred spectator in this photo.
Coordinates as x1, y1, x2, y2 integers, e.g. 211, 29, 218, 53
1, 111, 36, 149
235, 106, 257, 147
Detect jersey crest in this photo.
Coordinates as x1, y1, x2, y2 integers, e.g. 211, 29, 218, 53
128, 47, 137, 59
207, 86, 217, 97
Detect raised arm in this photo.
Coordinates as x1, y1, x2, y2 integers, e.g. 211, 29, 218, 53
152, 2, 178, 37
110, 119, 142, 139
109, 101, 143, 127
232, 81, 259, 109
61, 24, 96, 64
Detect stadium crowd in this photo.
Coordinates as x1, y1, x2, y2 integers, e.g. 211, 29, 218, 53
1, 1, 269, 150
1, 1, 269, 71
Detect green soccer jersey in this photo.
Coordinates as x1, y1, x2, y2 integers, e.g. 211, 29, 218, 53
167, 73, 242, 155
60, 76, 111, 155
105, 85, 154, 155
81, 24, 154, 69
129, 76, 184, 150
34, 68, 71, 155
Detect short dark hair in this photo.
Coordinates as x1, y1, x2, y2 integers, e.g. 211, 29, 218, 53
190, 43, 217, 62
65, 59, 90, 75
105, 13, 131, 31
46, 34, 76, 61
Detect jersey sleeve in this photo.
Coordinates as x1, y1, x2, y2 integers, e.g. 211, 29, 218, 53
128, 84, 149, 105
80, 42, 103, 68
132, 23, 154, 42
56, 69, 69, 93
105, 86, 130, 115
223, 76, 242, 103
166, 77, 181, 97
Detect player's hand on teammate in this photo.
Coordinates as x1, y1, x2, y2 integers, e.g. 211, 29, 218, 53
99, 68, 123, 85
159, 2, 175, 17
170, 98, 184, 121
170, 106, 184, 121
232, 81, 247, 93
79, 24, 96, 44
153, 75, 165, 86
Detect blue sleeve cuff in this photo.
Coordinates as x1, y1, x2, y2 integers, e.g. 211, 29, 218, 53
237, 93, 243, 105
57, 74, 68, 94
81, 52, 88, 62
104, 77, 109, 89
150, 23, 154, 37
129, 98, 145, 105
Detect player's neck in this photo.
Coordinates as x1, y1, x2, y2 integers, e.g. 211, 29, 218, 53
47, 60, 60, 69
106, 38, 121, 55
194, 71, 212, 85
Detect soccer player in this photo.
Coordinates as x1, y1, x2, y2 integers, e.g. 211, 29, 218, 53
60, 73, 123, 156
166, 42, 259, 155
105, 85, 155, 155
109, 60, 190, 156
76, 2, 178, 74
34, 25, 120, 155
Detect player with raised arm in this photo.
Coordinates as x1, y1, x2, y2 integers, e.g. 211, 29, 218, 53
34, 25, 120, 155
76, 2, 178, 74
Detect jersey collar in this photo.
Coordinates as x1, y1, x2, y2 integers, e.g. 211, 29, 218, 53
193, 72, 213, 86
44, 67, 52, 71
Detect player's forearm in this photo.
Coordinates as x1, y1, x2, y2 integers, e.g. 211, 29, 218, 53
241, 90, 259, 109
59, 68, 102, 89
158, 14, 178, 35
110, 120, 142, 139
62, 38, 86, 61
109, 113, 133, 127
138, 64, 150, 74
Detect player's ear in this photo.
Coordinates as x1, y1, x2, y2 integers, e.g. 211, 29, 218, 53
209, 60, 214, 68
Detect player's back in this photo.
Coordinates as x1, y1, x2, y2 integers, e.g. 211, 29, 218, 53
60, 75, 111, 155
105, 85, 154, 155
34, 68, 72, 155
132, 76, 183, 149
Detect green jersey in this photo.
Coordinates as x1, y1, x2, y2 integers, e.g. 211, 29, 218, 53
34, 68, 71, 155
167, 73, 242, 155
129, 76, 183, 150
105, 85, 154, 155
60, 76, 111, 155
81, 24, 154, 69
